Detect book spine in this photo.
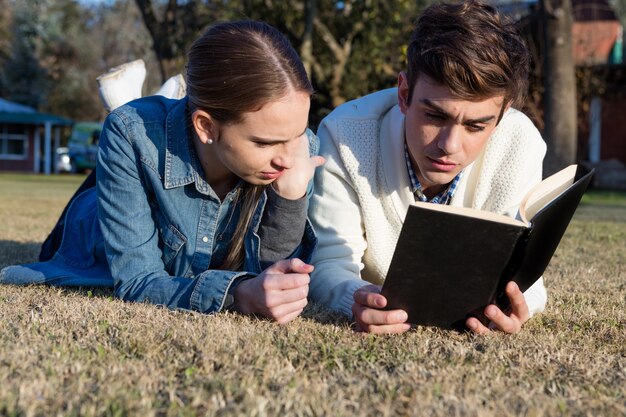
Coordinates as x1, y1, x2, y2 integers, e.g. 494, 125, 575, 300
493, 227, 533, 310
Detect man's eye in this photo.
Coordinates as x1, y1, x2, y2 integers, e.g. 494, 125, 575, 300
466, 125, 485, 133
253, 141, 272, 148
425, 112, 445, 121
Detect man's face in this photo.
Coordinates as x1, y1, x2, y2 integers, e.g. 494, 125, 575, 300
398, 72, 506, 197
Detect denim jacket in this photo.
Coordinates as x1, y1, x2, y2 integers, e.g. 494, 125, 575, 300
0, 96, 318, 314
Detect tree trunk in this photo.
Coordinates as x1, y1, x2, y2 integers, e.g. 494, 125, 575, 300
541, 0, 577, 176
134, 0, 180, 84
300, 0, 315, 80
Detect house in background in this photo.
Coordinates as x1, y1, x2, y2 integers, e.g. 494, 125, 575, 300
501, 0, 625, 188
571, 0, 626, 167
0, 98, 72, 174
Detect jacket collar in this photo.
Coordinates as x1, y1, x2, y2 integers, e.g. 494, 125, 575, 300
164, 97, 212, 195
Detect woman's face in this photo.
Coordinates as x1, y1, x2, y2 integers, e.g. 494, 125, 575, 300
196, 89, 311, 187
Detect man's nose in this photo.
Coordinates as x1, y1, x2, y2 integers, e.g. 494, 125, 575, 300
437, 126, 462, 155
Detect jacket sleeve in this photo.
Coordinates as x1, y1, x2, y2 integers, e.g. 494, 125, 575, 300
308, 117, 370, 317
257, 129, 319, 269
96, 112, 254, 314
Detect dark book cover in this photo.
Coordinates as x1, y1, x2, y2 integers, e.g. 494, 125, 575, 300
382, 166, 594, 330
495, 166, 594, 306
381, 206, 526, 329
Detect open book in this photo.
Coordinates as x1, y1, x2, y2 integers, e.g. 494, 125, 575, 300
380, 165, 594, 330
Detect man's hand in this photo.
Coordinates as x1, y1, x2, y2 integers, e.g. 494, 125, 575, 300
232, 258, 312, 324
466, 281, 530, 334
271, 134, 325, 200
352, 285, 411, 334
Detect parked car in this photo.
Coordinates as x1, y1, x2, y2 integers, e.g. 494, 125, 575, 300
67, 122, 102, 173
56, 147, 72, 173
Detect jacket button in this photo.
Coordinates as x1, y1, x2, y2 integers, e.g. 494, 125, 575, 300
202, 236, 209, 243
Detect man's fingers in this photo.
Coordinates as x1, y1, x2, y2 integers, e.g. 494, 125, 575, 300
353, 302, 408, 326
506, 281, 529, 323
466, 283, 529, 335
484, 305, 522, 334
355, 322, 412, 334
353, 305, 411, 334
353, 285, 386, 308
466, 317, 491, 335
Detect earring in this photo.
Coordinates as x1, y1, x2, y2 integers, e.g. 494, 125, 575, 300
207, 138, 213, 144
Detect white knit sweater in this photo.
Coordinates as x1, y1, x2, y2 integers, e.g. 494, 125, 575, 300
309, 88, 548, 318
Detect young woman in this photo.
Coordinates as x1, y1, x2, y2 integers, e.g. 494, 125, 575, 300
0, 21, 324, 324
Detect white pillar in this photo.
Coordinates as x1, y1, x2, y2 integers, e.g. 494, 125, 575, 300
53, 126, 60, 174
588, 96, 602, 163
44, 121, 52, 175
34, 127, 41, 174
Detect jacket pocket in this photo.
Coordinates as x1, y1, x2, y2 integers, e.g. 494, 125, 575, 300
160, 223, 186, 270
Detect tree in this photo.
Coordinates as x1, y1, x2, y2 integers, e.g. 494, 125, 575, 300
240, 0, 423, 123
541, 0, 577, 176
0, 0, 13, 98
91, 0, 160, 99
133, 0, 232, 83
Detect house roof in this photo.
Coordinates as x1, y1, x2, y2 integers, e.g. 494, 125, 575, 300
498, 0, 620, 22
0, 112, 73, 125
572, 0, 618, 22
0, 98, 73, 126
0, 98, 36, 113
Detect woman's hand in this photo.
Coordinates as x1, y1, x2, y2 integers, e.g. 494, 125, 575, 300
271, 134, 325, 200
466, 281, 530, 334
232, 258, 312, 324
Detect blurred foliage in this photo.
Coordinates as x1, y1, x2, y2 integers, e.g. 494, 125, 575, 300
0, 0, 157, 121
1, 0, 623, 134
130, 0, 433, 126
0, 0, 436, 125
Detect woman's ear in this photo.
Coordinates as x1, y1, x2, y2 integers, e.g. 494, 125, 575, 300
191, 110, 217, 144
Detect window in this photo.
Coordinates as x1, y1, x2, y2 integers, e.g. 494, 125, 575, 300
0, 124, 28, 159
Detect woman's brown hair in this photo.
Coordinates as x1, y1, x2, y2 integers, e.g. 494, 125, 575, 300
186, 21, 313, 271
405, 0, 530, 115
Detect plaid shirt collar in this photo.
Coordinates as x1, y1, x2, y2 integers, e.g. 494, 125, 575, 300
404, 141, 463, 205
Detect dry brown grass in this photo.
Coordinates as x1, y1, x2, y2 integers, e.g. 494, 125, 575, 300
0, 173, 624, 417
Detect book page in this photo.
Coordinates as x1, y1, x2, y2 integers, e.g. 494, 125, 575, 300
412, 201, 526, 227
519, 165, 577, 222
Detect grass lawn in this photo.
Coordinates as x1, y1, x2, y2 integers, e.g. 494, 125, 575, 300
0, 173, 624, 417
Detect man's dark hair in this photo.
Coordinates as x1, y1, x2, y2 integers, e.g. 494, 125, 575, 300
406, 0, 529, 110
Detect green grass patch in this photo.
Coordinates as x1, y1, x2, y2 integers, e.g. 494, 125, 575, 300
581, 189, 626, 207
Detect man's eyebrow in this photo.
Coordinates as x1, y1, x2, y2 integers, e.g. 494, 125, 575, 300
419, 98, 496, 124
249, 127, 308, 143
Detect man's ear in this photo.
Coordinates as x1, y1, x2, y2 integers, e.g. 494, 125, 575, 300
496, 101, 512, 125
191, 109, 217, 144
397, 72, 410, 114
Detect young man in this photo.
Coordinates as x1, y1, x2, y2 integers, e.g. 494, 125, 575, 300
308, 1, 548, 334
